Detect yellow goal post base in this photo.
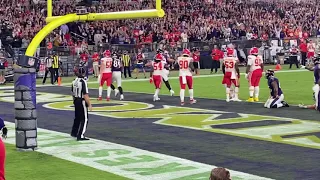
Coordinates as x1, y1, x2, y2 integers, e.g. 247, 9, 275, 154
25, 0, 165, 57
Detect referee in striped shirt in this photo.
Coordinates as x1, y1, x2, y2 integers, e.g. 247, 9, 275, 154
71, 67, 92, 141
42, 55, 54, 85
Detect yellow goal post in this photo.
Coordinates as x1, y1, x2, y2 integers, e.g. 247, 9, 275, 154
24, 0, 165, 57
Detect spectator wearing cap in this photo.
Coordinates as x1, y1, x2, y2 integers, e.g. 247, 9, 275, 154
209, 167, 231, 180
0, 117, 8, 180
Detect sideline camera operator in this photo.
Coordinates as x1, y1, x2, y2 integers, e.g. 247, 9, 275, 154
71, 67, 92, 141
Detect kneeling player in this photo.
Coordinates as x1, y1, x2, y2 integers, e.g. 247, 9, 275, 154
222, 48, 241, 102
150, 54, 164, 101
300, 58, 320, 111
264, 70, 289, 108
111, 52, 124, 100
178, 49, 196, 105
299, 84, 320, 111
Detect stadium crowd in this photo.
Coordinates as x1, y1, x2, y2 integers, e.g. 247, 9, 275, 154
0, 0, 320, 49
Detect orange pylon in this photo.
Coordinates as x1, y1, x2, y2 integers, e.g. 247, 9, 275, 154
275, 64, 282, 71
58, 77, 62, 86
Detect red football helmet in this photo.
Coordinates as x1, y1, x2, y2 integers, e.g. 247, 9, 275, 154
226, 48, 234, 57
155, 53, 163, 61
104, 50, 111, 57
182, 49, 191, 56
250, 47, 259, 55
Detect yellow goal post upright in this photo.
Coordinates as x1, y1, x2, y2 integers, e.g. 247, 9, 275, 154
14, 0, 165, 151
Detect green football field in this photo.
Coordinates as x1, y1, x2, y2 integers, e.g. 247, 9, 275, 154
84, 65, 315, 105
2, 64, 317, 180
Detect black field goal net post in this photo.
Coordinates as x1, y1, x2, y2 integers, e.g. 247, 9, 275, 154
14, 55, 40, 151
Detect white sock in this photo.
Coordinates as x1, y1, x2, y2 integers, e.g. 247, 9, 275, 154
230, 88, 234, 98
254, 86, 260, 98
155, 88, 160, 97
226, 87, 230, 99
277, 103, 283, 108
98, 86, 103, 97
234, 87, 239, 99
107, 86, 111, 98
249, 86, 254, 97
189, 89, 194, 100
180, 89, 185, 102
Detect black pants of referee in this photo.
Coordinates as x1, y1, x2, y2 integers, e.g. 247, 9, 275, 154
53, 68, 59, 83
71, 98, 88, 139
289, 55, 299, 69
42, 67, 54, 84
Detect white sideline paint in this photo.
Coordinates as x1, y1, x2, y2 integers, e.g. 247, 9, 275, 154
3, 122, 273, 180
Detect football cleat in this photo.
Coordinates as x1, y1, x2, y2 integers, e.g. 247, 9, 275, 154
120, 94, 124, 100
170, 90, 175, 96
97, 97, 102, 101
190, 99, 197, 104
232, 98, 242, 102
254, 97, 259, 102
247, 98, 254, 102
226, 98, 230, 102
106, 97, 110, 101
115, 89, 119, 97
153, 96, 160, 102
281, 101, 290, 107
181, 102, 185, 106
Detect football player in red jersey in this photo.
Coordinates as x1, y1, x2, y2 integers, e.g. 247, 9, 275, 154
0, 117, 7, 180
98, 50, 113, 101
177, 49, 196, 105
222, 48, 241, 102
246, 47, 264, 102
150, 53, 165, 101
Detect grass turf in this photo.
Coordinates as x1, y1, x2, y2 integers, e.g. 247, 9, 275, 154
87, 66, 315, 105
4, 143, 128, 180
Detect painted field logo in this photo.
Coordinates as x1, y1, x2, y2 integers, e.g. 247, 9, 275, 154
41, 98, 320, 150
1, 89, 320, 150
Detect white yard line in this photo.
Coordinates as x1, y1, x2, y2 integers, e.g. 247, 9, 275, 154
4, 122, 273, 180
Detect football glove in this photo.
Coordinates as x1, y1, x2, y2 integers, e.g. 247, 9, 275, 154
2, 127, 7, 139
245, 73, 248, 80
149, 77, 153, 84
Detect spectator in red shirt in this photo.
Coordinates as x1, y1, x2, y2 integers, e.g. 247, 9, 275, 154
192, 47, 200, 75
299, 40, 308, 66
92, 52, 100, 78
211, 46, 223, 73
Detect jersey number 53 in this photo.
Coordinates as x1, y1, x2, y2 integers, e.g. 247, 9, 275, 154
224, 61, 234, 68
